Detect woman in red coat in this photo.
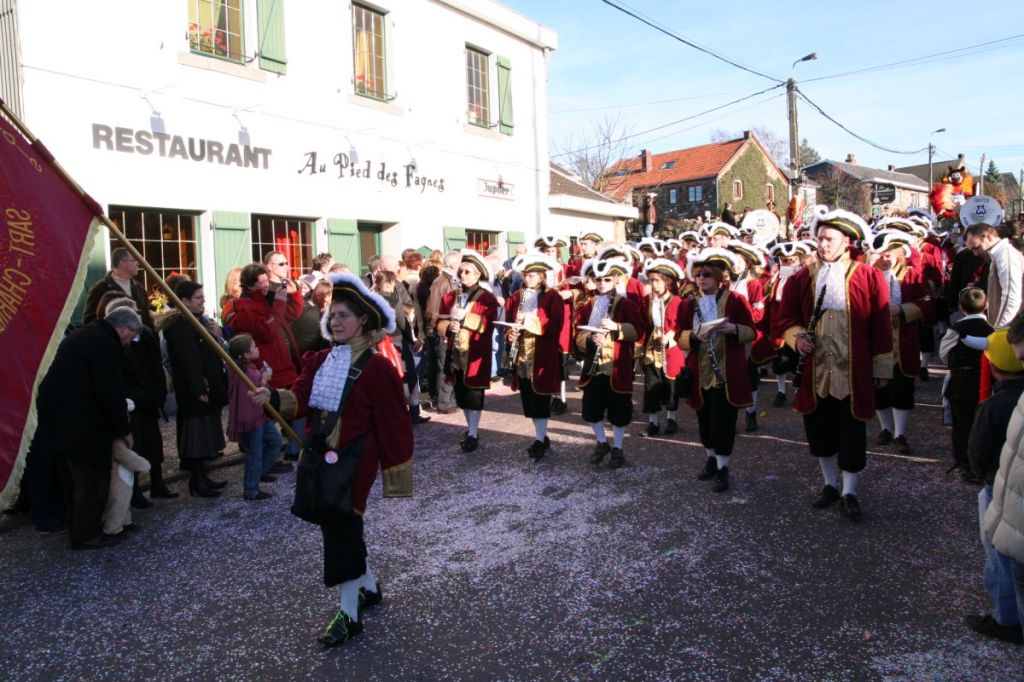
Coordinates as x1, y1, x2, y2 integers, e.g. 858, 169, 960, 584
575, 259, 645, 469
675, 248, 755, 493
639, 258, 685, 437
504, 253, 564, 459
870, 230, 935, 455
437, 250, 498, 452
254, 272, 413, 648
726, 239, 769, 432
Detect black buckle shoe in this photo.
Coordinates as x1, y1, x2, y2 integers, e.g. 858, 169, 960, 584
697, 456, 718, 481
664, 419, 678, 435
812, 484, 840, 509
772, 391, 787, 407
642, 422, 660, 437
527, 438, 549, 460
840, 494, 862, 522
609, 448, 625, 469
712, 465, 730, 493
876, 429, 892, 446
963, 613, 1024, 645
550, 399, 568, 416
590, 442, 611, 465
461, 435, 479, 453
72, 533, 122, 550
317, 610, 363, 648
745, 411, 758, 432
893, 435, 911, 454
358, 582, 383, 612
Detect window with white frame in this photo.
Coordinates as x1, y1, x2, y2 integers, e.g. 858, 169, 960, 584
466, 46, 490, 126
352, 3, 387, 100
466, 229, 498, 254
110, 206, 199, 297
188, 0, 244, 63
251, 215, 315, 281
669, 188, 678, 204
732, 180, 743, 201
688, 185, 703, 202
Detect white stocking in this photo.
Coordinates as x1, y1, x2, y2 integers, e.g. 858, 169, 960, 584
534, 418, 548, 441
893, 409, 910, 439
819, 455, 838, 488
715, 453, 731, 469
842, 470, 859, 497
877, 409, 894, 434
590, 421, 607, 443
612, 425, 625, 449
466, 409, 482, 437
339, 579, 360, 621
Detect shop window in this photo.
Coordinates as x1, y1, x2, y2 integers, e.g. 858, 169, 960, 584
352, 3, 388, 100
466, 229, 498, 254
688, 185, 702, 202
732, 180, 743, 201
466, 46, 491, 126
109, 206, 199, 299
251, 215, 314, 280
188, 0, 244, 63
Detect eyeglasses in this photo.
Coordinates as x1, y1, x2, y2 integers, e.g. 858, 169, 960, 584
273, 261, 288, 267
598, 277, 616, 283
693, 272, 714, 279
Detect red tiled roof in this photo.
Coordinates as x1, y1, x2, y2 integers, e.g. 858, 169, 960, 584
602, 137, 747, 201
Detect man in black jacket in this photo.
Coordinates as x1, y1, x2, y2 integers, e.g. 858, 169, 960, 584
37, 307, 140, 549
82, 247, 154, 329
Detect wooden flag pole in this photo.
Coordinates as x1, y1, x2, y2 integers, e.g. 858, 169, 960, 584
0, 100, 302, 445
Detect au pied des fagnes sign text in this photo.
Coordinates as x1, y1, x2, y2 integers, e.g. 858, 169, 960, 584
297, 151, 445, 193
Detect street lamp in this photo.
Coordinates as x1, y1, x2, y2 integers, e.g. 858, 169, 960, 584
928, 128, 946, 189
788, 52, 818, 189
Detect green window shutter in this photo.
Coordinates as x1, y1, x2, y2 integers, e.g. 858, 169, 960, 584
416, 245, 432, 258
327, 219, 360, 273
212, 211, 251, 305
506, 230, 524, 259
257, 0, 287, 75
443, 227, 467, 252
497, 56, 513, 135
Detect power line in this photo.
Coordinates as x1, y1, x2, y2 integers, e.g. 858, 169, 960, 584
630, 92, 784, 149
803, 33, 1024, 83
796, 89, 928, 155
551, 83, 786, 159
551, 89, 748, 114
599, 0, 782, 83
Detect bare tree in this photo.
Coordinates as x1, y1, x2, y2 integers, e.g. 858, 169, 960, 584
710, 126, 788, 168
554, 113, 634, 194
814, 166, 868, 214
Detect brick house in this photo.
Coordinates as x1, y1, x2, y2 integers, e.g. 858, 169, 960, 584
601, 131, 789, 233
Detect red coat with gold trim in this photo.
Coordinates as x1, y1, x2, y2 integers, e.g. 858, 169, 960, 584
882, 266, 935, 377
774, 261, 893, 421
639, 293, 685, 378
676, 291, 755, 409
575, 293, 645, 393
505, 286, 565, 395
438, 286, 498, 389
290, 346, 413, 516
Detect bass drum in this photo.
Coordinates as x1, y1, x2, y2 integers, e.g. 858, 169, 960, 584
741, 209, 781, 246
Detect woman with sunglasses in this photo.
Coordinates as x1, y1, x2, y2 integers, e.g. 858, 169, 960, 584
504, 253, 565, 459
575, 258, 645, 469
675, 248, 755, 493
437, 250, 499, 452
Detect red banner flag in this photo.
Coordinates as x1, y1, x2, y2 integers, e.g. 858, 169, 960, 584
0, 111, 100, 508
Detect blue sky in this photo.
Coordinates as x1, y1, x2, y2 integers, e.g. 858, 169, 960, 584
502, 0, 1024, 183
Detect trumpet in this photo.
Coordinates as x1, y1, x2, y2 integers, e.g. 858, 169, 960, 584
502, 307, 525, 373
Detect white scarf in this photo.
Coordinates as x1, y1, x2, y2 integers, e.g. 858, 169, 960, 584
886, 271, 902, 308
651, 295, 665, 329
816, 260, 848, 312
521, 288, 539, 316
693, 292, 719, 331
309, 344, 353, 411
588, 294, 611, 327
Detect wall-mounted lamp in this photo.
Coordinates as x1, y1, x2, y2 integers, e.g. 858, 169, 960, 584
232, 112, 251, 146
141, 95, 165, 134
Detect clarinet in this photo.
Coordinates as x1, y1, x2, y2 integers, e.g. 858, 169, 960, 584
587, 297, 609, 377
792, 284, 828, 389
502, 299, 525, 373
690, 291, 726, 386
442, 282, 464, 376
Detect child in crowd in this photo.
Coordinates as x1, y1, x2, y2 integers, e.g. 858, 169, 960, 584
227, 334, 281, 501
939, 287, 992, 483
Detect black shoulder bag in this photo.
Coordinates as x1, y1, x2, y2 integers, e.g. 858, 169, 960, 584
291, 349, 375, 525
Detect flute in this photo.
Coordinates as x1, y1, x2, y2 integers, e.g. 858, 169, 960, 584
792, 284, 827, 389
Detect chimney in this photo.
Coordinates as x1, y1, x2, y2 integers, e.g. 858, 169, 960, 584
743, 130, 752, 140
641, 149, 652, 173
845, 153, 857, 165
887, 165, 895, 171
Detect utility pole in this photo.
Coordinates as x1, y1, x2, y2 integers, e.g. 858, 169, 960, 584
979, 154, 986, 194
928, 128, 945, 189
787, 52, 818, 194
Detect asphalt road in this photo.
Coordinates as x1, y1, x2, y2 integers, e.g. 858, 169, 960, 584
1, 368, 1022, 681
